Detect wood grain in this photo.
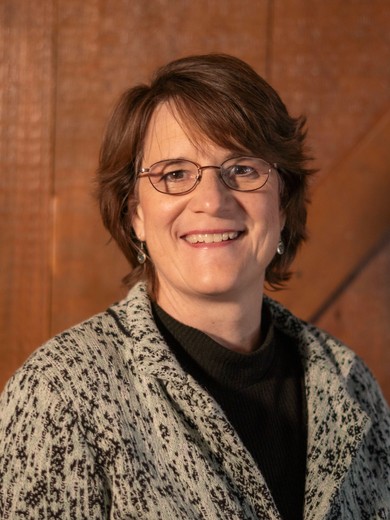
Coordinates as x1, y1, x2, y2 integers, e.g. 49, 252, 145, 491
271, 0, 390, 180
0, 0, 56, 390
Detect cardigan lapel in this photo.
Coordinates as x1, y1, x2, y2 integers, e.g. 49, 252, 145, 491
267, 297, 371, 520
300, 327, 371, 520
122, 283, 282, 519
163, 373, 283, 520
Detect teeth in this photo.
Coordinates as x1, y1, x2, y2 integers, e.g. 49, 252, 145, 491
185, 231, 240, 244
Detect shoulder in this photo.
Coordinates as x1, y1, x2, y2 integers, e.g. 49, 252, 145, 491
265, 294, 390, 422
0, 283, 154, 417
0, 298, 144, 518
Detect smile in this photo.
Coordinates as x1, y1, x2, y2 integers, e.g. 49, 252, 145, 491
184, 231, 241, 244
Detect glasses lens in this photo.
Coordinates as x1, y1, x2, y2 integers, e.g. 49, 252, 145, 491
148, 160, 198, 194
221, 157, 271, 191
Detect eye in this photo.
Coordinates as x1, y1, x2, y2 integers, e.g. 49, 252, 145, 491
231, 165, 257, 176
226, 163, 260, 179
162, 169, 189, 182
147, 160, 199, 194
152, 161, 197, 184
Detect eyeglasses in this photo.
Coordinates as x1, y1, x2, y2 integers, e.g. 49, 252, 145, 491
139, 156, 276, 195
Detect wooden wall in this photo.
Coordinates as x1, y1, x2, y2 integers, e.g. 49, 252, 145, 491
1, 0, 390, 399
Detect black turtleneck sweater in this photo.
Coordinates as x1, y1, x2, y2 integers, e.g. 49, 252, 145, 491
152, 301, 307, 520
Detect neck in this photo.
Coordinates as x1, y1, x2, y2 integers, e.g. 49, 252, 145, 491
155, 283, 264, 355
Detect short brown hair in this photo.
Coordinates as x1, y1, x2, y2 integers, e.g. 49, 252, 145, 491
96, 54, 315, 296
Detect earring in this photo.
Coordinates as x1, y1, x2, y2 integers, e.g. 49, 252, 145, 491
137, 241, 147, 264
276, 239, 285, 255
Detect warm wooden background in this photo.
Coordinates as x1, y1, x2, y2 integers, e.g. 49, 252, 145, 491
1, 0, 390, 400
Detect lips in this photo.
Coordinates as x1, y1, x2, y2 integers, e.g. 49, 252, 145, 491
184, 231, 242, 244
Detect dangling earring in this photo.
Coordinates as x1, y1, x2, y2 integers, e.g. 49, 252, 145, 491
137, 241, 147, 264
276, 239, 285, 255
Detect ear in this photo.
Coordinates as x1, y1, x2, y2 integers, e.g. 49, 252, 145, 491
132, 203, 146, 241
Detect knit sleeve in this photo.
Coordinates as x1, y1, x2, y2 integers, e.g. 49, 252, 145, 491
0, 368, 111, 519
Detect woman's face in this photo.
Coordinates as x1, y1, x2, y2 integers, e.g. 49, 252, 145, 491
133, 104, 286, 306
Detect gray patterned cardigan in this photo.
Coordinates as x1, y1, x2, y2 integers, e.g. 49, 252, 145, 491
1, 282, 390, 519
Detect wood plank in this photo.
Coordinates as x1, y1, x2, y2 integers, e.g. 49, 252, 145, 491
271, 109, 390, 319
271, 0, 390, 180
51, 0, 270, 335
316, 237, 390, 404
0, 0, 56, 391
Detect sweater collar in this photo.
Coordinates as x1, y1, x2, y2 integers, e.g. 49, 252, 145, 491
151, 300, 276, 392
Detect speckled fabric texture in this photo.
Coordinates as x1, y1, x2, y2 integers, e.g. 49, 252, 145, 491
0, 281, 389, 519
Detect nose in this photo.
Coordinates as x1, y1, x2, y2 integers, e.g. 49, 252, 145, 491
187, 166, 235, 215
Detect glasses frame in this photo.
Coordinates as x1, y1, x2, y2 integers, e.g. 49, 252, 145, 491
139, 156, 278, 195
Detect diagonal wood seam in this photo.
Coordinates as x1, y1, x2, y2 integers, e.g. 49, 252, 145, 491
268, 106, 390, 321
309, 228, 390, 323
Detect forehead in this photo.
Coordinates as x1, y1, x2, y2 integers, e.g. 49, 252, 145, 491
142, 103, 249, 167
143, 103, 210, 164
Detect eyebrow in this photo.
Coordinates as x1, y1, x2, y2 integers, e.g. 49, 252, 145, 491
150, 151, 253, 166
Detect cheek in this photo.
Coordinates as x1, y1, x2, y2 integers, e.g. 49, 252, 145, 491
132, 200, 146, 240
137, 190, 185, 243
252, 193, 282, 229
250, 196, 283, 263
268, 191, 284, 229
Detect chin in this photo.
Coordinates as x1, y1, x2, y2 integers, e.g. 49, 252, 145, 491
185, 276, 254, 300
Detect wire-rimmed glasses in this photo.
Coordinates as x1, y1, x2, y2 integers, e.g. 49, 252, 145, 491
139, 156, 276, 195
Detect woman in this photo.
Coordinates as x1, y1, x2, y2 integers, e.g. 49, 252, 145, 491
1, 54, 389, 519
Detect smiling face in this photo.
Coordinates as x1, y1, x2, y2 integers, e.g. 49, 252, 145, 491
132, 103, 286, 308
